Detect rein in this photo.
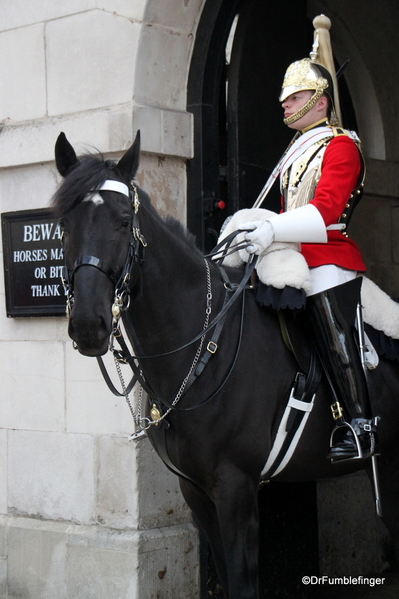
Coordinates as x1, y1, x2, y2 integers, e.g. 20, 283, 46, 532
62, 179, 256, 436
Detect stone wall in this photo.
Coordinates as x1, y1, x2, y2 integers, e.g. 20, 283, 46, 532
0, 1, 203, 597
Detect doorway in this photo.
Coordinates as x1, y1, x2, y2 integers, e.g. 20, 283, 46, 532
187, 1, 357, 596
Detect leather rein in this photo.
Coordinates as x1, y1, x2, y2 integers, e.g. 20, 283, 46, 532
61, 179, 257, 433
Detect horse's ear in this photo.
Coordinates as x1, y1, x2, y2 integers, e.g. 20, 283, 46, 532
116, 130, 141, 182
55, 132, 79, 177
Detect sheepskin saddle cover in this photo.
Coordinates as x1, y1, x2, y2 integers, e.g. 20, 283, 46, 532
218, 208, 399, 341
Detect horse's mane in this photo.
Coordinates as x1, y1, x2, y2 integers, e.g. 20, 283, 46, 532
164, 215, 203, 258
51, 151, 204, 259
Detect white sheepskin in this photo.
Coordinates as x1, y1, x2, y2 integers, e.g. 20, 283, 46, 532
361, 276, 399, 339
218, 208, 313, 295
218, 209, 399, 339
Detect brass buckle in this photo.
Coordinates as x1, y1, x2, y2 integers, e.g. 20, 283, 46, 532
150, 404, 161, 426
331, 401, 343, 420
114, 350, 127, 364
207, 341, 218, 354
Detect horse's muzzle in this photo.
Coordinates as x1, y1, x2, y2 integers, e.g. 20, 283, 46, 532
68, 304, 112, 356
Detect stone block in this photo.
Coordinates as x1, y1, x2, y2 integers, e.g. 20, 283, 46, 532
132, 105, 163, 155
1, 1, 96, 31
7, 522, 66, 599
65, 343, 133, 435
137, 523, 199, 598
137, 153, 187, 222
144, 0, 205, 34
0, 105, 192, 169
0, 559, 5, 599
97, 0, 147, 20
0, 24, 46, 122
8, 430, 95, 523
0, 513, 199, 599
163, 108, 193, 158
46, 11, 140, 116
96, 434, 191, 530
131, 104, 194, 158
0, 341, 65, 431
135, 24, 193, 111
0, 106, 135, 168
66, 543, 137, 598
0, 431, 7, 516
0, 516, 5, 598
0, 313, 69, 345
136, 439, 192, 529
0, 162, 58, 214
0, 517, 6, 558
96, 435, 139, 529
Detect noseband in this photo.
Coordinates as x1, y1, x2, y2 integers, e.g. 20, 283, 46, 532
61, 180, 147, 318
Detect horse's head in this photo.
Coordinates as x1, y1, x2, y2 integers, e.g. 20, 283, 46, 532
52, 131, 142, 356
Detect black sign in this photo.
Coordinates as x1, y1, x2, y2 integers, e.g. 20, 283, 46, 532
2, 208, 66, 317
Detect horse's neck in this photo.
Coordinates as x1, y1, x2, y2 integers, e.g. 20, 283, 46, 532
128, 215, 222, 360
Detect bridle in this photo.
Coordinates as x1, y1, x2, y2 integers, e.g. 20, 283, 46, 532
61, 180, 147, 320
60, 178, 257, 437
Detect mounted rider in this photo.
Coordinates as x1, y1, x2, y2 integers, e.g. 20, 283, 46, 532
242, 15, 377, 462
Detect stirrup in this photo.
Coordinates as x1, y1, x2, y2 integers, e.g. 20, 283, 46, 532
328, 418, 378, 463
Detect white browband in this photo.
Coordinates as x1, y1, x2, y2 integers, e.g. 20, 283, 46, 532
97, 180, 130, 198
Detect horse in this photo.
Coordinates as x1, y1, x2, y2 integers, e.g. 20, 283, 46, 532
52, 131, 399, 599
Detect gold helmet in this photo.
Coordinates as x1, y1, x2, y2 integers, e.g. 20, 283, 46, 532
280, 15, 342, 127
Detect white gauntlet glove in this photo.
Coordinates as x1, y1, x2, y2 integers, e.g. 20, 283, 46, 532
240, 220, 275, 255
239, 204, 328, 255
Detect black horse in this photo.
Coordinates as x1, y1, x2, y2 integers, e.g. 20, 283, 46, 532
52, 132, 399, 599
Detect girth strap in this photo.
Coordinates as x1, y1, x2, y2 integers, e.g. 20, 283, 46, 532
261, 348, 321, 479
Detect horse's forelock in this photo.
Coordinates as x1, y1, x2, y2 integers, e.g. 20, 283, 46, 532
51, 154, 118, 215
50, 156, 201, 258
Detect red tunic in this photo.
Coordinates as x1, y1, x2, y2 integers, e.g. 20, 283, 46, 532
296, 135, 366, 272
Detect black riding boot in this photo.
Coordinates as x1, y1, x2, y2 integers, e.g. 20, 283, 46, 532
307, 278, 377, 462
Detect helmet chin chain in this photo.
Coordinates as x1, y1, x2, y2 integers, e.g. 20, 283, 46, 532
283, 87, 326, 126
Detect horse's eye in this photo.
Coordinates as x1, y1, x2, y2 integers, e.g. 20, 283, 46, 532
121, 217, 131, 229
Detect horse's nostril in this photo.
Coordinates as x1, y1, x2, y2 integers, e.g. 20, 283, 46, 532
68, 308, 111, 356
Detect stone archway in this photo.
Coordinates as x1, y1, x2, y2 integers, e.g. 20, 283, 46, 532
309, 0, 385, 160
131, 0, 207, 161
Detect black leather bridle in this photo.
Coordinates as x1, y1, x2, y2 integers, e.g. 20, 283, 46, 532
61, 181, 146, 318
60, 179, 256, 419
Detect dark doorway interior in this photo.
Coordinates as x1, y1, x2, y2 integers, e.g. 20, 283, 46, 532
187, 0, 310, 251
187, 0, 357, 251
187, 1, 357, 597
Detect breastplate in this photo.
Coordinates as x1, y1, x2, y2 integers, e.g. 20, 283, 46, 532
282, 138, 330, 212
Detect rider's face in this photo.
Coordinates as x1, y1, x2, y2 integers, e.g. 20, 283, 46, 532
281, 91, 328, 131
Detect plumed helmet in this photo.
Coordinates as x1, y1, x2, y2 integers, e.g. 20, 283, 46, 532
280, 15, 342, 127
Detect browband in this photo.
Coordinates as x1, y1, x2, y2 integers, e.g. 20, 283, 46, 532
96, 180, 130, 198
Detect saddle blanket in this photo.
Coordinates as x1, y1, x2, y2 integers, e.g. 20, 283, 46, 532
219, 208, 399, 341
